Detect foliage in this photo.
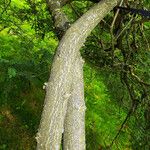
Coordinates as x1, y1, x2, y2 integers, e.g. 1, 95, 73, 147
84, 65, 128, 149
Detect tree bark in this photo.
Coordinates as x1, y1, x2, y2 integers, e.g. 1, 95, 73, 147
46, 0, 70, 38
63, 52, 86, 149
36, 0, 119, 149
46, 0, 86, 149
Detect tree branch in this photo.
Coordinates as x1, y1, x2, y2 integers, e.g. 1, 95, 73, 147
46, 0, 70, 39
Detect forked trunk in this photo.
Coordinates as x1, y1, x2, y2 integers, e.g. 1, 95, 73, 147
36, 0, 119, 149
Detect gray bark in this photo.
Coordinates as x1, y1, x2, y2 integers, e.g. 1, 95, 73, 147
36, 0, 119, 149
46, 0, 70, 38
46, 0, 86, 149
63, 52, 86, 149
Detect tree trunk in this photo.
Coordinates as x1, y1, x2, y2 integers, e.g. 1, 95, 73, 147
63, 52, 86, 149
36, 0, 119, 149
46, 0, 86, 148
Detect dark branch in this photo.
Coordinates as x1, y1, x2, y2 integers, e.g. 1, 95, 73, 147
116, 6, 150, 19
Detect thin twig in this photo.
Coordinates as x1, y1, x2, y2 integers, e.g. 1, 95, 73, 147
109, 70, 138, 148
139, 24, 150, 50
116, 17, 134, 40
129, 67, 150, 86
110, 0, 124, 65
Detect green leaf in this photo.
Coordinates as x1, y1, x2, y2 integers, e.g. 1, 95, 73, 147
8, 67, 17, 78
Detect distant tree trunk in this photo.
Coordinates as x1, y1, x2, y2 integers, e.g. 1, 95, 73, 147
36, 0, 119, 149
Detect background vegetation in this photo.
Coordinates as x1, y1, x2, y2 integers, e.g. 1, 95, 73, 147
0, 0, 150, 149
